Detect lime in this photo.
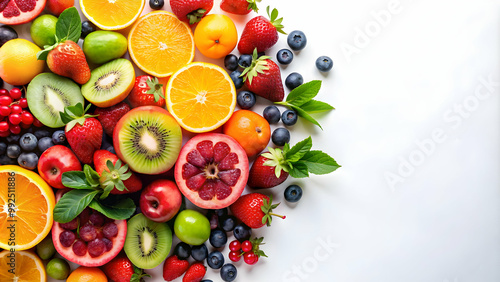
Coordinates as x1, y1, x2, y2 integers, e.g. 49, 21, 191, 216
174, 209, 210, 245
36, 235, 56, 260
83, 31, 128, 64
30, 14, 57, 48
46, 258, 70, 280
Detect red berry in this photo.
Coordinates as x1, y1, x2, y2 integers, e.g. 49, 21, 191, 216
9, 113, 21, 125
11, 104, 22, 114
229, 250, 242, 262
0, 95, 12, 106
243, 252, 258, 265
33, 118, 43, 127
18, 98, 28, 108
21, 112, 34, 125
0, 89, 8, 96
20, 122, 31, 129
0, 121, 9, 132
0, 105, 11, 116
229, 240, 241, 252
241, 240, 252, 252
9, 124, 21, 135
0, 130, 10, 137
9, 88, 22, 100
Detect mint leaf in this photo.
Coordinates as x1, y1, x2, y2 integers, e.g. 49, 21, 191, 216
285, 80, 321, 106
290, 105, 323, 130
89, 197, 135, 220
300, 150, 341, 175
84, 165, 100, 188
285, 136, 312, 162
53, 190, 99, 223
300, 99, 334, 113
62, 171, 91, 189
287, 161, 309, 178
56, 7, 82, 43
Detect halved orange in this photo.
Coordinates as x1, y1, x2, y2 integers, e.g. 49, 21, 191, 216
0, 165, 55, 251
128, 11, 195, 77
80, 0, 145, 30
166, 62, 236, 132
0, 250, 46, 281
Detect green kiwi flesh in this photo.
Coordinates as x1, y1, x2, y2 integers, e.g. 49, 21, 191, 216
26, 73, 84, 128
124, 213, 172, 269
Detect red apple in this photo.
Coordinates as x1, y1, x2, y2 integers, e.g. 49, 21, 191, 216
38, 145, 82, 189
46, 0, 74, 16
140, 179, 182, 223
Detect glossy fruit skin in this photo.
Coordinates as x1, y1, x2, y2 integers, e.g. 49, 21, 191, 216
229, 240, 240, 251
19, 133, 37, 151
233, 223, 251, 242
287, 30, 307, 51
236, 90, 256, 109
47, 41, 91, 85
228, 250, 241, 262
183, 262, 207, 282
316, 56, 334, 72
248, 154, 289, 189
46, 0, 74, 17
0, 39, 45, 85
276, 48, 293, 65
243, 252, 258, 265
285, 72, 303, 90
191, 243, 208, 261
284, 184, 303, 202
30, 14, 57, 48
220, 263, 237, 282
207, 251, 224, 269
271, 127, 290, 146
220, 0, 255, 15
52, 130, 66, 145
241, 240, 252, 252
174, 242, 191, 260
222, 109, 271, 157
93, 149, 143, 194
163, 255, 189, 281
140, 179, 182, 222
224, 54, 238, 71
219, 215, 236, 232
83, 31, 128, 64
238, 54, 252, 68
17, 152, 38, 170
94, 102, 131, 136
150, 0, 165, 10
194, 14, 238, 59
46, 257, 70, 280
281, 109, 298, 126
0, 26, 18, 47
127, 75, 166, 108
66, 117, 103, 164
238, 16, 278, 54
230, 193, 271, 228
209, 228, 227, 248
263, 105, 280, 124
38, 137, 54, 151
36, 236, 56, 260
170, 0, 214, 24
0, 0, 46, 25
244, 59, 284, 102
81, 21, 97, 39
38, 145, 82, 189
174, 209, 211, 245
230, 70, 244, 89
101, 255, 136, 282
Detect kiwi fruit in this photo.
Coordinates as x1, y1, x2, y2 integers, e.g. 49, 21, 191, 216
26, 73, 84, 128
81, 58, 135, 107
113, 106, 182, 174
124, 213, 172, 269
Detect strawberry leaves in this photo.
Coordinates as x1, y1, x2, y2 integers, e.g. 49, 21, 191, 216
145, 77, 165, 102
60, 103, 97, 131
261, 195, 283, 226
247, 0, 261, 13
266, 6, 285, 35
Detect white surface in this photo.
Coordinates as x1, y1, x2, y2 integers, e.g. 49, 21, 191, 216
8, 0, 499, 281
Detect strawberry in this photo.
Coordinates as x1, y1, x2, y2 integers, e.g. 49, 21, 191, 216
46, 40, 91, 84
182, 262, 206, 282
241, 49, 284, 102
163, 255, 190, 281
230, 193, 285, 229
170, 0, 214, 24
127, 76, 165, 108
248, 153, 289, 188
102, 255, 150, 282
93, 149, 142, 195
220, 0, 260, 15
94, 102, 131, 136
237, 6, 285, 54
60, 103, 103, 164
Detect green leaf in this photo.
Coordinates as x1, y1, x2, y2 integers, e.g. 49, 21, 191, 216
84, 165, 100, 187
89, 197, 136, 220
56, 7, 82, 43
100, 182, 114, 200
300, 99, 335, 113
53, 190, 99, 223
61, 171, 91, 189
290, 105, 323, 129
285, 80, 322, 106
285, 136, 312, 162
300, 150, 341, 175
287, 161, 309, 178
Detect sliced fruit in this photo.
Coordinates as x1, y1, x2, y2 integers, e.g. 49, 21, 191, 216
79, 0, 145, 30
166, 62, 236, 133
113, 106, 182, 175
124, 213, 172, 269
0, 0, 46, 25
81, 58, 135, 108
0, 250, 46, 281
174, 133, 248, 209
0, 38, 45, 85
128, 11, 194, 77
0, 165, 55, 250
27, 73, 84, 128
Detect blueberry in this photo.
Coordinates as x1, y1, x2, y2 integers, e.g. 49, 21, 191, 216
38, 137, 54, 152
271, 128, 290, 146
214, 208, 228, 217
6, 144, 21, 159
52, 130, 66, 145
236, 91, 256, 109
230, 70, 244, 89
220, 263, 237, 282
287, 30, 307, 51
0, 25, 18, 47
263, 105, 280, 124
191, 244, 208, 261
201, 280, 213, 282
0, 154, 16, 165
233, 223, 251, 242
285, 72, 303, 90
238, 54, 253, 68
219, 215, 236, 232
19, 133, 38, 152
0, 142, 6, 155
17, 152, 38, 170
81, 21, 96, 39
104, 145, 116, 154
285, 185, 303, 202
6, 134, 20, 143
206, 210, 219, 230
224, 54, 238, 71
207, 251, 224, 269
276, 49, 293, 65
34, 129, 50, 139
149, 0, 164, 10
209, 228, 227, 248
174, 242, 191, 260
316, 56, 333, 72
281, 109, 298, 126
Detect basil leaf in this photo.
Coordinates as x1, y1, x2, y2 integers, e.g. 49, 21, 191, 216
290, 105, 323, 130
84, 164, 100, 187
56, 7, 81, 43
89, 197, 135, 220
300, 99, 335, 113
53, 190, 99, 223
62, 171, 91, 189
285, 80, 321, 106
286, 136, 312, 162
300, 150, 341, 175
287, 161, 309, 178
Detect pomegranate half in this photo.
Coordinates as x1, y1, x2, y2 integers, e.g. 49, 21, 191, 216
0, 0, 47, 25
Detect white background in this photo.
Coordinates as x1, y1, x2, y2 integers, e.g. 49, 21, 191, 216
12, 0, 496, 281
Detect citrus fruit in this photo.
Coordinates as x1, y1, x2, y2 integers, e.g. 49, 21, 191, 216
194, 14, 238, 59
0, 165, 55, 251
128, 11, 195, 77
83, 31, 128, 64
0, 250, 46, 281
67, 266, 107, 282
0, 0, 46, 25
30, 14, 57, 48
166, 62, 236, 132
79, 0, 145, 30
0, 38, 45, 85
222, 109, 271, 157
174, 209, 211, 245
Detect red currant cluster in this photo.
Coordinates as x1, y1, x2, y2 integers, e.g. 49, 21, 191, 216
228, 238, 266, 265
0, 88, 41, 137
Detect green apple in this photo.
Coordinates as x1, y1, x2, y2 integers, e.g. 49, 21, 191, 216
174, 209, 210, 245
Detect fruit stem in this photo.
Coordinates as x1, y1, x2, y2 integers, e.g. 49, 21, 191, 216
269, 212, 286, 220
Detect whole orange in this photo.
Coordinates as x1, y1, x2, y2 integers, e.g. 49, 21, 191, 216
194, 14, 238, 59
0, 38, 45, 85
67, 266, 107, 282
222, 109, 271, 157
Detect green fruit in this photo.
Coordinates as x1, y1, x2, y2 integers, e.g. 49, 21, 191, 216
46, 258, 70, 280
30, 15, 57, 48
83, 31, 128, 64
36, 235, 56, 260
174, 209, 210, 245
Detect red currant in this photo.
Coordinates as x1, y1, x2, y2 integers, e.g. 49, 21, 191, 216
229, 240, 241, 252
20, 122, 31, 129
0, 105, 11, 116
0, 95, 12, 106
11, 104, 22, 114
241, 240, 253, 252
21, 111, 34, 125
9, 124, 21, 135
0, 89, 8, 96
9, 113, 22, 125
0, 121, 9, 132
0, 130, 10, 137
18, 98, 28, 108
9, 88, 22, 100
33, 118, 43, 127
228, 250, 242, 262
243, 252, 258, 265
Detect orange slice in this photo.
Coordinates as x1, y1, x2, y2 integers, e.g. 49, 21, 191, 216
80, 0, 145, 30
0, 165, 55, 251
166, 62, 236, 132
0, 250, 46, 281
128, 11, 195, 77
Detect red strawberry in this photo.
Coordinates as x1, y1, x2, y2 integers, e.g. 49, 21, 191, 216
241, 50, 284, 102
127, 76, 166, 108
93, 149, 142, 194
102, 255, 150, 282
47, 40, 91, 84
94, 102, 131, 136
61, 103, 103, 164
163, 255, 190, 281
220, 0, 260, 15
248, 153, 289, 188
237, 7, 285, 54
170, 0, 213, 24
182, 262, 206, 282
230, 193, 285, 229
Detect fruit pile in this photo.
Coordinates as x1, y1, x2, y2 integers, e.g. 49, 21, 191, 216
0, 0, 340, 281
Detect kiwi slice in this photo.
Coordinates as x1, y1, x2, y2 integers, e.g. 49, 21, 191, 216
26, 73, 84, 128
124, 213, 172, 269
81, 58, 135, 107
